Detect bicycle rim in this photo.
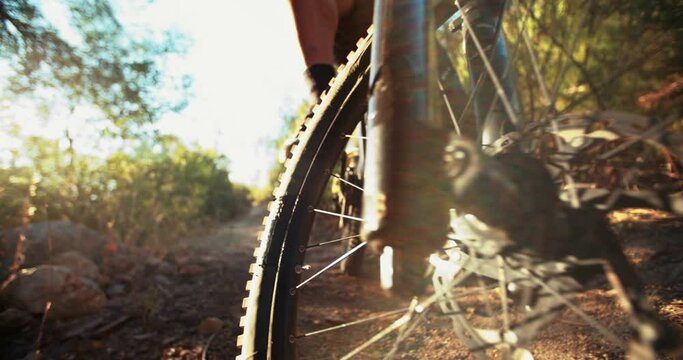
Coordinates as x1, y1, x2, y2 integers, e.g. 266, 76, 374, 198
237, 28, 373, 359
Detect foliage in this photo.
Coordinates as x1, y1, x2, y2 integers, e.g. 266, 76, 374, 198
259, 101, 311, 200
0, 135, 251, 246
264, 101, 345, 210
0, 0, 226, 247
504, 0, 683, 119
440, 0, 683, 124
0, 0, 190, 129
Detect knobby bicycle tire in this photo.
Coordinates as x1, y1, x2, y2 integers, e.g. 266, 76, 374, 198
237, 28, 373, 360
237, 19, 680, 359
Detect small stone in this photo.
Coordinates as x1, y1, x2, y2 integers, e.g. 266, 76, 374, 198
198, 317, 223, 336
153, 275, 173, 286
0, 265, 106, 319
49, 251, 101, 281
0, 221, 110, 267
157, 261, 176, 275
143, 257, 176, 275
106, 282, 128, 298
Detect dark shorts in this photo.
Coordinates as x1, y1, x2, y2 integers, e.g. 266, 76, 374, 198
334, 0, 374, 63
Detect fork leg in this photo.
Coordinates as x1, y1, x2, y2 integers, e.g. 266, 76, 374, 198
362, 0, 451, 290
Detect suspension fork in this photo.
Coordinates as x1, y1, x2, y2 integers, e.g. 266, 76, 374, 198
362, 0, 451, 281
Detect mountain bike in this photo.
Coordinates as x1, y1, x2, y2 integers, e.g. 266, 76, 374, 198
238, 0, 683, 358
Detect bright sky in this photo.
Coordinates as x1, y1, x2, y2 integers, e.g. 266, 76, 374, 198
1, 0, 309, 187
125, 0, 307, 185
122, 0, 310, 186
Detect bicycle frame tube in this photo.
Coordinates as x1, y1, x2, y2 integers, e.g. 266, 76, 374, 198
462, 0, 523, 145
436, 0, 523, 145
362, 0, 450, 271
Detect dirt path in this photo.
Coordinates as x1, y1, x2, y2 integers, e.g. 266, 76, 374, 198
2, 205, 266, 360
294, 210, 683, 359
3, 206, 681, 359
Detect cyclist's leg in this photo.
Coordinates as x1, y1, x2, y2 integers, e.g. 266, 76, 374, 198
333, 0, 373, 63
289, 0, 355, 100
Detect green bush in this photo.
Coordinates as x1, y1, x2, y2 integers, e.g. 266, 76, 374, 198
0, 134, 251, 246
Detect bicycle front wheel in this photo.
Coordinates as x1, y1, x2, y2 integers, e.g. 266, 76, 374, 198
237, 29, 373, 359
237, 4, 682, 355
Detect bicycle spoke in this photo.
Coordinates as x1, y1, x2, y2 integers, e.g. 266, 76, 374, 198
510, 0, 585, 208
312, 208, 364, 222
520, 266, 627, 349
340, 311, 414, 360
478, 2, 532, 134
439, 251, 614, 356
295, 308, 408, 339
457, 72, 486, 129
558, 44, 667, 114
438, 79, 462, 135
562, 172, 581, 208
344, 273, 472, 360
307, 234, 362, 249
467, 250, 495, 317
433, 253, 500, 357
474, 274, 495, 317
330, 173, 365, 192
296, 241, 367, 289
597, 115, 680, 161
537, 9, 586, 122
456, 0, 522, 129
513, 0, 550, 107
441, 276, 566, 308
454, 1, 509, 132
529, 1, 607, 111
497, 256, 511, 337
384, 306, 429, 360
342, 256, 484, 359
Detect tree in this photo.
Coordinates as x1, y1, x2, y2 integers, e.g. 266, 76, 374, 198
0, 133, 251, 245
494, 0, 683, 121
0, 0, 190, 129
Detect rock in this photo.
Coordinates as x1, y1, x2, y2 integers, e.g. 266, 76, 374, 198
0, 221, 111, 269
0, 265, 106, 319
144, 257, 176, 276
101, 252, 141, 281
153, 274, 173, 286
0, 308, 36, 334
106, 282, 128, 298
198, 317, 223, 336
49, 251, 101, 281
144, 256, 163, 271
